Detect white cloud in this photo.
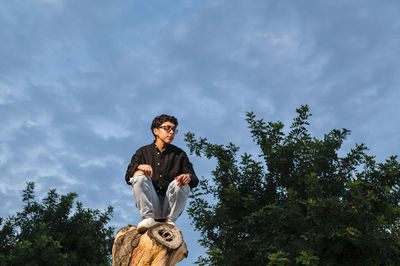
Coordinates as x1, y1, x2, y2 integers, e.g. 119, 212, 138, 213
0, 81, 28, 105
172, 23, 191, 41
25, 112, 53, 127
244, 32, 295, 46
0, 179, 20, 195
88, 117, 132, 140
0, 117, 25, 142
177, 85, 227, 119
0, 84, 11, 105
8, 144, 79, 185
80, 156, 123, 168
0, 145, 8, 167
37, 0, 65, 6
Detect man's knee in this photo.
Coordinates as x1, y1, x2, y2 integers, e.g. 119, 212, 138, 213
132, 174, 151, 187
169, 180, 190, 195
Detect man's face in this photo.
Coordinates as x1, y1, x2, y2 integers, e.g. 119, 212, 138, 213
153, 121, 177, 144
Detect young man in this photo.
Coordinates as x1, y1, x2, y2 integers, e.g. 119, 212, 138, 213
125, 114, 198, 232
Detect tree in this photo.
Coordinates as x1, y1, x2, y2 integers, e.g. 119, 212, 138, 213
0, 182, 114, 266
184, 105, 400, 265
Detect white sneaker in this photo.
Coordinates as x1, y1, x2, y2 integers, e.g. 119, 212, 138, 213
166, 219, 175, 226
137, 218, 156, 233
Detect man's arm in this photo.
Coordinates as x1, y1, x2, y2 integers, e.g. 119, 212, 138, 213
125, 149, 144, 184
181, 152, 199, 188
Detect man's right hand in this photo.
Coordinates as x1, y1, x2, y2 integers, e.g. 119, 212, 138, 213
135, 164, 153, 177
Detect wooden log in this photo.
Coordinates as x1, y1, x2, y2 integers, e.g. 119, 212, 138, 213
112, 223, 188, 266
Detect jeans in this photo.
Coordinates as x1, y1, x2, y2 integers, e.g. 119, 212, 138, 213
131, 174, 190, 222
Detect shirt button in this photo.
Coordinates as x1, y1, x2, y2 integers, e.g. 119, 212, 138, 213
160, 174, 162, 177
157, 152, 160, 155
157, 163, 160, 165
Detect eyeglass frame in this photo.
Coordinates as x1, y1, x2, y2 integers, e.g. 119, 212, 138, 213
158, 125, 178, 134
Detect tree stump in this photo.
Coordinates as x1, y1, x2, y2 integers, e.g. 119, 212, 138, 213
112, 223, 188, 266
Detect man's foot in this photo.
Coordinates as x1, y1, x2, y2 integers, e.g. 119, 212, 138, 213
166, 219, 175, 226
137, 217, 156, 233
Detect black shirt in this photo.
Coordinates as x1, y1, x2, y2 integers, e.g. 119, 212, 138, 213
125, 142, 199, 195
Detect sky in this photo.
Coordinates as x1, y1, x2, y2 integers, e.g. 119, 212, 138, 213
1, 0, 400, 264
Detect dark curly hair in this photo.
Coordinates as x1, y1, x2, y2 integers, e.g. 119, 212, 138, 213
151, 114, 178, 139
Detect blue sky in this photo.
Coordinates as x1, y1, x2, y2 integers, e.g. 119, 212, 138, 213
1, 0, 400, 264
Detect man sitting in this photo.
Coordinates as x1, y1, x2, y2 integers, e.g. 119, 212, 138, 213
125, 114, 198, 232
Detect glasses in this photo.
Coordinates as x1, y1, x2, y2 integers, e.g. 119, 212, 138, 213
158, 126, 178, 134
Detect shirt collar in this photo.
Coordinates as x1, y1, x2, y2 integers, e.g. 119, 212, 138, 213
152, 141, 171, 153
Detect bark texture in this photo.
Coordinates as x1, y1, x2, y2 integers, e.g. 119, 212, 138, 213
112, 223, 188, 266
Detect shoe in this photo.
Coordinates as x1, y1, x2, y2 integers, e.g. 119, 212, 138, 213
137, 218, 156, 233
166, 219, 175, 226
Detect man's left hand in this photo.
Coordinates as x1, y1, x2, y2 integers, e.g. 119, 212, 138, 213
175, 174, 191, 187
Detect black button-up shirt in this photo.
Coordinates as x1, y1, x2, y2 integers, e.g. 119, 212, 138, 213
125, 142, 199, 196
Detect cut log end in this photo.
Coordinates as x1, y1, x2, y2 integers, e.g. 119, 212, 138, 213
112, 223, 188, 266
148, 223, 184, 250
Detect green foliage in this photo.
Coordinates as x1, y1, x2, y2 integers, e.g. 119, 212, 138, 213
185, 105, 400, 265
0, 182, 114, 266
267, 250, 290, 266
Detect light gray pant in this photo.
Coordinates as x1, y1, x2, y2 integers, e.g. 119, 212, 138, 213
131, 174, 190, 222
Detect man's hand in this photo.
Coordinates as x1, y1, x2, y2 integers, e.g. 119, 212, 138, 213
175, 174, 191, 187
136, 164, 153, 177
